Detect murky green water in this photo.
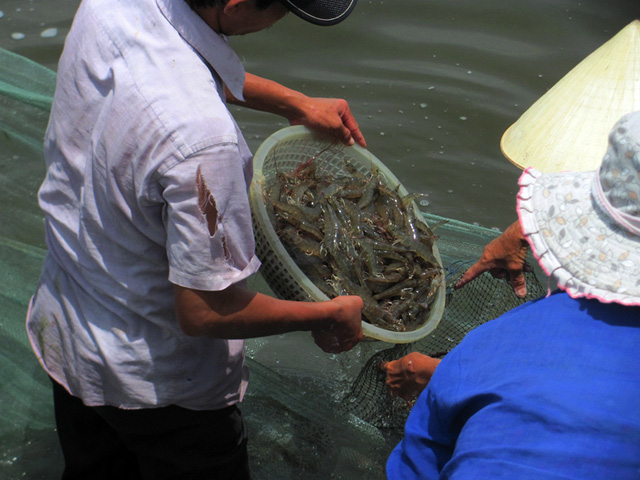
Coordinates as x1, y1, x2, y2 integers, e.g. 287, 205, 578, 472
2, 0, 639, 229
1, 1, 639, 478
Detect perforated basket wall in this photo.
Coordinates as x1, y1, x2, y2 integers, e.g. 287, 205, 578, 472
249, 126, 446, 343
252, 211, 312, 303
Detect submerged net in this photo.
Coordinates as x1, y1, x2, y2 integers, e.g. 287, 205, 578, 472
341, 261, 545, 431
0, 47, 546, 479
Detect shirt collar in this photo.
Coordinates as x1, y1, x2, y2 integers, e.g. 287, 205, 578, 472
156, 0, 245, 101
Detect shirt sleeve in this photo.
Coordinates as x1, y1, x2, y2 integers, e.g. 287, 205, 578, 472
160, 142, 261, 291
386, 372, 457, 480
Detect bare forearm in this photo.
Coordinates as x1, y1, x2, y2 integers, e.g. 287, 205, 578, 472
225, 72, 305, 119
175, 284, 351, 338
226, 72, 366, 148
502, 219, 526, 244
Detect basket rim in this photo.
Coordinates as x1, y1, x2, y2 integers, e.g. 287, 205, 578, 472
250, 126, 446, 343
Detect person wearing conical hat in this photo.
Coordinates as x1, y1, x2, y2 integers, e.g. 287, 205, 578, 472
458, 18, 640, 294
384, 111, 640, 479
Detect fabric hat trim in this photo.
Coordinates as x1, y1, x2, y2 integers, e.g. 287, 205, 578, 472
517, 167, 640, 307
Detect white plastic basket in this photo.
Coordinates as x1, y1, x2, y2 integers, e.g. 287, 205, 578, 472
249, 126, 446, 343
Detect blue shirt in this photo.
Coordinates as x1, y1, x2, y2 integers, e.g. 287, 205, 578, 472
387, 291, 640, 479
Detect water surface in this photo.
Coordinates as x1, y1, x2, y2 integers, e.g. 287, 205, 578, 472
2, 0, 638, 227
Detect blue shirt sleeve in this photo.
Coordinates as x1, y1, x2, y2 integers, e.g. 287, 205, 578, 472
386, 385, 455, 480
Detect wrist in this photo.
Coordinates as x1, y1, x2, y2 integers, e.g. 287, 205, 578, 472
296, 299, 340, 332
277, 90, 308, 122
505, 220, 528, 245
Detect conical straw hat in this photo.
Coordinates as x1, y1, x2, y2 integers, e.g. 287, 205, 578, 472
501, 20, 640, 172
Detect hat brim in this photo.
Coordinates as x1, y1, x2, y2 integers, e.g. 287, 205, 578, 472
501, 20, 640, 173
517, 168, 640, 306
279, 0, 357, 26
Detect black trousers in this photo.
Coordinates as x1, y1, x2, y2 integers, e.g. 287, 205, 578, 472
51, 379, 251, 480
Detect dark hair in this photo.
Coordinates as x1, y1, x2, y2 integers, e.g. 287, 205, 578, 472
185, 0, 280, 10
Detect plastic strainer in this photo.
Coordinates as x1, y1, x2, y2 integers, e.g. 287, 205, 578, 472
249, 126, 446, 343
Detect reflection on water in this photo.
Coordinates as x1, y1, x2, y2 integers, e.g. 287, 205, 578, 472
230, 0, 640, 228
2, 0, 639, 228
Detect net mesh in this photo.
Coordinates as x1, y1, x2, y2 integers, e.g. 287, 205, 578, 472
342, 268, 545, 431
0, 47, 547, 479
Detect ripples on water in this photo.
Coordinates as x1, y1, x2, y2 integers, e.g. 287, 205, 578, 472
1, 1, 639, 477
1, 0, 639, 229
233, 0, 639, 228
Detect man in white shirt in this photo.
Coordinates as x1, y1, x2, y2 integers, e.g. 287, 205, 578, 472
27, 0, 364, 478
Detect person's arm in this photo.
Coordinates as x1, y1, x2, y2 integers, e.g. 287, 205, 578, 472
225, 72, 367, 148
380, 352, 441, 401
174, 283, 363, 353
454, 220, 531, 298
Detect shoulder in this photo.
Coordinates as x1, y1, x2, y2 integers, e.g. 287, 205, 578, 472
442, 291, 640, 376
120, 24, 238, 158
436, 293, 576, 372
462, 292, 563, 338
467, 290, 589, 334
85, 0, 240, 156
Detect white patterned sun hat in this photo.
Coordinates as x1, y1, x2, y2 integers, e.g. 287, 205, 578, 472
517, 111, 640, 306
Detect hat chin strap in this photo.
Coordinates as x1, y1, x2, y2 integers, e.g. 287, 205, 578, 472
592, 172, 640, 237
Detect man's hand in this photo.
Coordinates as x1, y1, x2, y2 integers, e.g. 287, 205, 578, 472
454, 220, 531, 298
312, 295, 363, 353
227, 73, 367, 148
380, 352, 441, 401
287, 96, 366, 149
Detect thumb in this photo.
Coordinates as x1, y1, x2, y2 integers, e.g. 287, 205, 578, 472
509, 270, 527, 298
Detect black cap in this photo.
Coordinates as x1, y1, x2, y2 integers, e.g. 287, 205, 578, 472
279, 0, 358, 26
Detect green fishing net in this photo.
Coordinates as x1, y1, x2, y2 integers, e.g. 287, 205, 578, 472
0, 47, 546, 479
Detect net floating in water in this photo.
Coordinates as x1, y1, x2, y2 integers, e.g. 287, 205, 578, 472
249, 126, 446, 343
